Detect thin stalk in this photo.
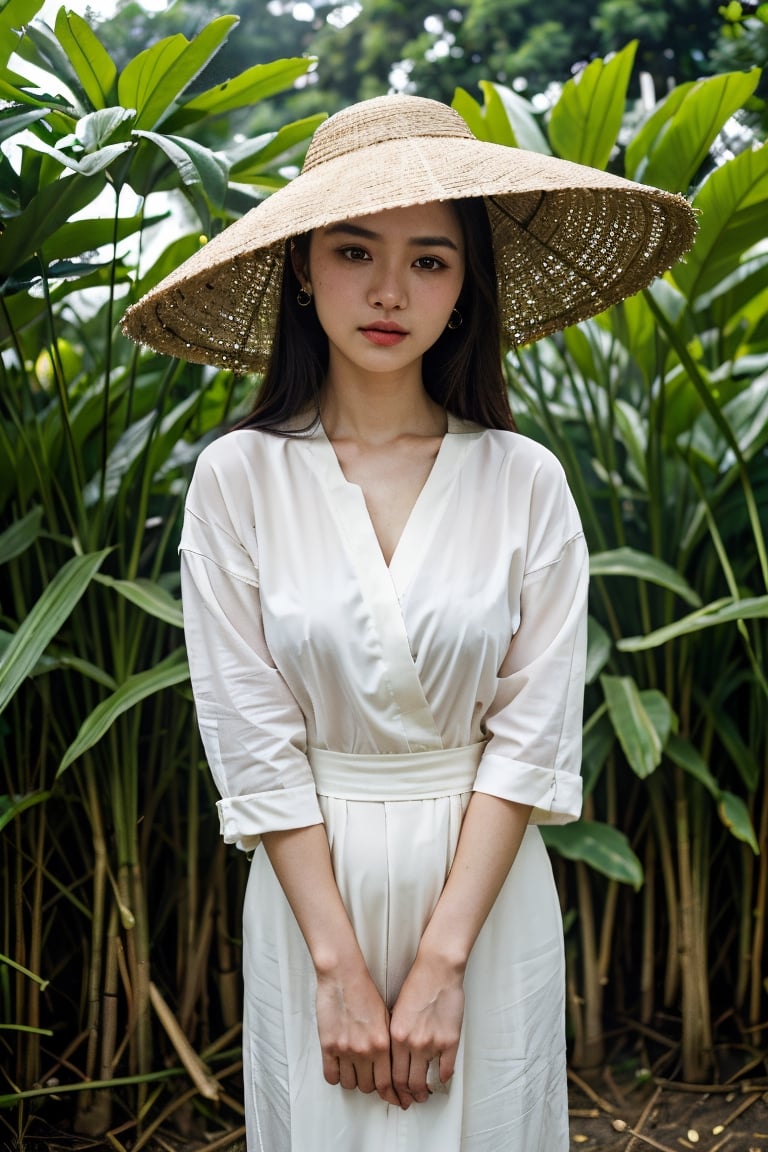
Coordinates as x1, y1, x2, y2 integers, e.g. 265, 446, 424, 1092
75, 757, 109, 1133
640, 831, 656, 1023
749, 760, 768, 1028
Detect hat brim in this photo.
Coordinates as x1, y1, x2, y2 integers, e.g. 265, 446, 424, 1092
122, 135, 696, 372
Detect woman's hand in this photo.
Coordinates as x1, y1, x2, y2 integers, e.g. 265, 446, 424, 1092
315, 962, 401, 1107
389, 950, 465, 1106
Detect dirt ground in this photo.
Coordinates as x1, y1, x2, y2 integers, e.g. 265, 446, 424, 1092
567, 1066, 768, 1152
3, 1053, 767, 1152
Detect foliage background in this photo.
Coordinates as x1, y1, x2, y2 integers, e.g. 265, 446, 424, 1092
0, 0, 766, 1145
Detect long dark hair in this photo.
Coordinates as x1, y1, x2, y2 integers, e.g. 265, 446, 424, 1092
239, 197, 516, 433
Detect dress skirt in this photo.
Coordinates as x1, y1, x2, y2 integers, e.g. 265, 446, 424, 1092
241, 747, 569, 1152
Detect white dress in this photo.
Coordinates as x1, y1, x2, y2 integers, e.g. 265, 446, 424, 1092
179, 414, 588, 1152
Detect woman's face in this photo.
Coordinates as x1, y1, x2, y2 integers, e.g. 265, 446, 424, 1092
293, 202, 465, 382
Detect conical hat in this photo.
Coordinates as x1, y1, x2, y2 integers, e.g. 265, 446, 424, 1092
122, 93, 696, 373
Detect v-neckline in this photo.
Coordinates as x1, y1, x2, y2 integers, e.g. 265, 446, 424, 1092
311, 414, 468, 582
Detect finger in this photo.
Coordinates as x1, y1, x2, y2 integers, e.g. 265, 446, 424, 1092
322, 1054, 341, 1086
407, 1056, 431, 1103
438, 1045, 457, 1086
391, 1045, 417, 1109
338, 1056, 357, 1091
373, 1052, 400, 1108
354, 1060, 376, 1094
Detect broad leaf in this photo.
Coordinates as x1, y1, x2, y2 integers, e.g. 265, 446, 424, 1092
542, 820, 644, 888
549, 41, 636, 168
625, 69, 761, 192
228, 113, 326, 180
134, 130, 228, 207
0, 0, 45, 69
718, 791, 759, 853
0, 171, 106, 278
118, 17, 239, 132
665, 733, 719, 797
601, 674, 664, 777
58, 648, 190, 775
0, 506, 43, 564
671, 143, 768, 303
617, 595, 768, 650
95, 574, 184, 628
0, 790, 51, 833
586, 615, 611, 684
590, 547, 702, 607
452, 82, 550, 154
167, 57, 313, 127
54, 9, 117, 110
0, 105, 49, 145
0, 550, 110, 715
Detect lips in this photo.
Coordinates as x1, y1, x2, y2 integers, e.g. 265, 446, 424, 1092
360, 322, 408, 346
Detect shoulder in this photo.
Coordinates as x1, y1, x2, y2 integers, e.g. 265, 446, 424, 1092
464, 425, 570, 485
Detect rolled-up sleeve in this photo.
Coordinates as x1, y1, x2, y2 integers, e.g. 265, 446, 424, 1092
180, 466, 322, 852
473, 465, 588, 824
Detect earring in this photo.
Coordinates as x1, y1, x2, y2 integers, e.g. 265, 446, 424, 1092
447, 308, 463, 330
296, 288, 312, 307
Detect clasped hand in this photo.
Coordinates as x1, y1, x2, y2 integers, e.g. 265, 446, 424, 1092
316, 954, 464, 1110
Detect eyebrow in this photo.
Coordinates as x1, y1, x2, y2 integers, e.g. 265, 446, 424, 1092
323, 221, 460, 251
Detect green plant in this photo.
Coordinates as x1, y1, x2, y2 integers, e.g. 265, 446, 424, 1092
0, 2, 320, 1141
457, 45, 767, 1078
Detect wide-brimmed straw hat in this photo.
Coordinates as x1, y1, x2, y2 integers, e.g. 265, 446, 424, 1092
122, 93, 696, 373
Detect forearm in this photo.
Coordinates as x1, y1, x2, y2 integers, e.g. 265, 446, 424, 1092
418, 791, 533, 970
261, 824, 364, 974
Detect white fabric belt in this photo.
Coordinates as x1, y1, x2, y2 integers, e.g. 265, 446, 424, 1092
308, 742, 486, 801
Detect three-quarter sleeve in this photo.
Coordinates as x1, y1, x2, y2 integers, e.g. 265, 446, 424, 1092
473, 458, 588, 824
179, 455, 322, 852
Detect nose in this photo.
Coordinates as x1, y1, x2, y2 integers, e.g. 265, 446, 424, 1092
367, 262, 407, 310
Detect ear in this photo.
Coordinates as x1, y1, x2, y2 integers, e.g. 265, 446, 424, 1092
290, 240, 311, 291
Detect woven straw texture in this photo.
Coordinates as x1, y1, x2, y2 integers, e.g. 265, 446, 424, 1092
122, 94, 697, 372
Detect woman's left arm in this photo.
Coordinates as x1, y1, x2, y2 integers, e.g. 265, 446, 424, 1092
389, 792, 531, 1104
391, 460, 589, 1105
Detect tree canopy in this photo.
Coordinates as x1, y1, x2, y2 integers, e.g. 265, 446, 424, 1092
94, 0, 767, 127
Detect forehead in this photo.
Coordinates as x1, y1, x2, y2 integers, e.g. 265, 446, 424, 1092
320, 200, 462, 242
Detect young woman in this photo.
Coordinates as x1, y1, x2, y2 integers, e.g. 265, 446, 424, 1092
124, 94, 695, 1151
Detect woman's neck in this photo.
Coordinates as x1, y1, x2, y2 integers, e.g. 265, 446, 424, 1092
320, 367, 446, 444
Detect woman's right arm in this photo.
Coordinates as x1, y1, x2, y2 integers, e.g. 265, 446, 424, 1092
179, 463, 401, 1105
260, 825, 401, 1106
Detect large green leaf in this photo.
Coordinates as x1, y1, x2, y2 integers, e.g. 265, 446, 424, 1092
0, 549, 110, 715
718, 791, 759, 853
94, 574, 184, 628
625, 69, 761, 192
34, 212, 152, 263
589, 546, 702, 607
0, 171, 106, 279
228, 114, 327, 180
13, 19, 89, 114
133, 131, 228, 208
54, 9, 117, 111
0, 506, 43, 564
542, 820, 644, 888
671, 143, 768, 303
452, 82, 550, 154
586, 615, 611, 685
618, 595, 768, 651
0, 789, 51, 834
118, 17, 239, 132
601, 674, 665, 777
665, 732, 719, 797
548, 41, 636, 168
167, 57, 313, 127
0, 0, 44, 69
0, 105, 50, 146
57, 647, 190, 775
